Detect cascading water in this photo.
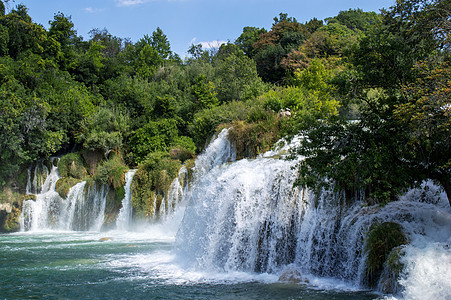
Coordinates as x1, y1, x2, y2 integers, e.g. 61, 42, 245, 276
59, 181, 109, 231
21, 161, 62, 231
116, 169, 137, 230
21, 159, 110, 232
174, 129, 451, 298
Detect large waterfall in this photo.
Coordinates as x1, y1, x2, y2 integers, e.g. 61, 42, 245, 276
174, 129, 451, 298
16, 130, 451, 298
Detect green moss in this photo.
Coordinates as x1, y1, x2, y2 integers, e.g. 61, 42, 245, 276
58, 153, 88, 180
55, 177, 82, 198
131, 152, 182, 220
386, 246, 405, 275
102, 188, 124, 230
228, 118, 282, 159
16, 168, 28, 193
365, 222, 407, 287
94, 153, 127, 189
1, 206, 21, 232
115, 186, 125, 204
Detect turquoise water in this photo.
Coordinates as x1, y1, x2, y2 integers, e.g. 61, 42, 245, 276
0, 231, 379, 299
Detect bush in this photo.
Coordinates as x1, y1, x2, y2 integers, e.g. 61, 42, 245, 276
94, 154, 128, 189
131, 151, 182, 220
129, 118, 179, 163
365, 222, 407, 287
228, 118, 282, 159
58, 153, 88, 179
188, 101, 249, 150
55, 177, 82, 198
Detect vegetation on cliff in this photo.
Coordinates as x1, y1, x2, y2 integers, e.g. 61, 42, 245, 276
0, 0, 449, 232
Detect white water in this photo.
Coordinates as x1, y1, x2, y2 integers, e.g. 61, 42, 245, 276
21, 163, 62, 231
116, 169, 137, 230
173, 129, 451, 298
17, 130, 451, 299
21, 161, 110, 232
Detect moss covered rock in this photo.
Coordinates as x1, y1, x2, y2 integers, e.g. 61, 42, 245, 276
131, 153, 182, 220
0, 205, 21, 233
58, 153, 88, 180
365, 222, 407, 287
377, 245, 406, 294
55, 177, 83, 199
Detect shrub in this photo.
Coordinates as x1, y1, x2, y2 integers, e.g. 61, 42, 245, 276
55, 177, 82, 198
94, 154, 128, 189
58, 153, 88, 179
365, 222, 407, 287
129, 118, 179, 163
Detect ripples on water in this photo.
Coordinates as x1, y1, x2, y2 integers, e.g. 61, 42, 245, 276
0, 231, 378, 300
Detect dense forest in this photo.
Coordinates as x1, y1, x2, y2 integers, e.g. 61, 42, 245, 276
0, 0, 449, 216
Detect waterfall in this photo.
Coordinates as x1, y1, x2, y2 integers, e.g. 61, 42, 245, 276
21, 163, 62, 231
175, 129, 451, 297
116, 169, 137, 230
21, 160, 110, 232
58, 181, 109, 231
192, 128, 236, 180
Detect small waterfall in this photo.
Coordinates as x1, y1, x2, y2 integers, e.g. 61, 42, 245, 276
21, 163, 62, 231
175, 131, 451, 296
57, 181, 109, 231
192, 128, 236, 180
165, 166, 188, 214
21, 160, 110, 232
25, 160, 51, 195
116, 169, 137, 230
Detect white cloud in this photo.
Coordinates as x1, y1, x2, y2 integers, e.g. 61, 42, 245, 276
196, 40, 227, 49
115, 0, 146, 7
85, 7, 106, 13
115, 0, 186, 7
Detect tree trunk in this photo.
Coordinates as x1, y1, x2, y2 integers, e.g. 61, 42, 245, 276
439, 176, 451, 207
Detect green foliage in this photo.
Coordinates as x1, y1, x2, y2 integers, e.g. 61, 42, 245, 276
394, 61, 451, 203
365, 222, 407, 287
55, 177, 82, 198
191, 74, 219, 109
213, 44, 268, 103
189, 101, 249, 149
94, 154, 128, 189
296, 117, 416, 204
170, 136, 196, 161
228, 118, 282, 159
131, 151, 181, 219
235, 26, 267, 57
129, 118, 179, 163
1, 206, 21, 232
80, 107, 129, 154
57, 153, 87, 179
326, 8, 381, 33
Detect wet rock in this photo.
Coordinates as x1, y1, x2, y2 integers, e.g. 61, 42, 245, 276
278, 266, 308, 284
99, 237, 113, 241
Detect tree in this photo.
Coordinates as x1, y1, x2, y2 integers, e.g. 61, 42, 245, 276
150, 27, 171, 60
213, 43, 266, 102
326, 9, 381, 33
48, 12, 81, 70
394, 61, 451, 203
253, 13, 308, 83
191, 74, 218, 110
0, 5, 48, 59
235, 26, 267, 58
79, 107, 129, 156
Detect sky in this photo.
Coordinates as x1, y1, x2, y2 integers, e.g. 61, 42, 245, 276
13, 0, 395, 58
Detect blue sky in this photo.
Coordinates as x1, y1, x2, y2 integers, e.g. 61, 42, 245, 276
14, 0, 395, 57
